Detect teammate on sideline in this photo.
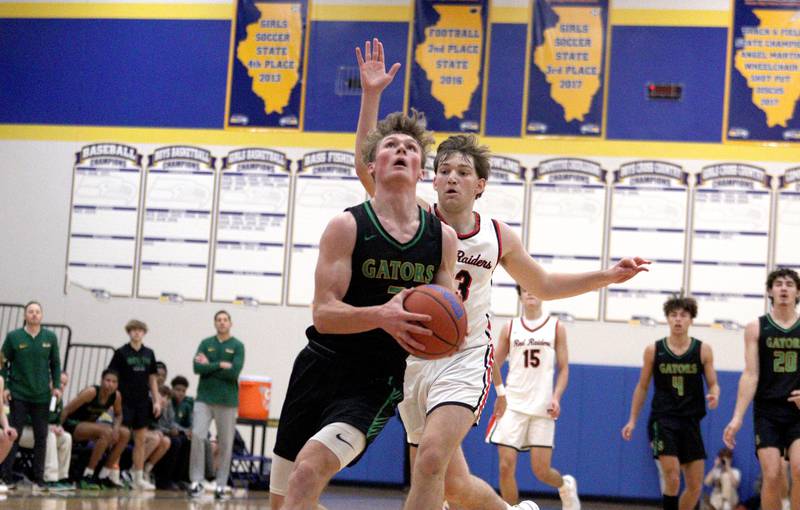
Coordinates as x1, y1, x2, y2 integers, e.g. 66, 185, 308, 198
723, 268, 800, 510
486, 286, 579, 508
355, 38, 649, 510
622, 296, 719, 510
268, 107, 459, 510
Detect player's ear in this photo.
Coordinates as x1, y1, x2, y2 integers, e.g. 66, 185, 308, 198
367, 161, 376, 178
475, 177, 486, 196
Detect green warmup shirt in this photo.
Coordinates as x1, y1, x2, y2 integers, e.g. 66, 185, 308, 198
172, 396, 194, 430
194, 336, 244, 407
1, 327, 61, 404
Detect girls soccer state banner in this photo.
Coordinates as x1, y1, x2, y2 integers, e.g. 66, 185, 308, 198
526, 0, 608, 137
727, 0, 800, 142
411, 0, 488, 133
226, 0, 308, 129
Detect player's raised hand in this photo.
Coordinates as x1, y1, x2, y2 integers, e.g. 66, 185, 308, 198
547, 398, 561, 420
706, 392, 719, 409
380, 288, 431, 355
722, 418, 741, 449
608, 257, 651, 284
356, 38, 401, 95
621, 421, 635, 441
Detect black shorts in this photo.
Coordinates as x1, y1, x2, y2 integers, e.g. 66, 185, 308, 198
648, 415, 706, 464
63, 418, 81, 435
273, 343, 404, 466
123, 398, 154, 430
754, 412, 800, 457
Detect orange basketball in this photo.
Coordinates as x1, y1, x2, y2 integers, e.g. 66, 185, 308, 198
403, 284, 468, 360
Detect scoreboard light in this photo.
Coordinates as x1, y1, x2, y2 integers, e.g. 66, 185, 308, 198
646, 83, 683, 101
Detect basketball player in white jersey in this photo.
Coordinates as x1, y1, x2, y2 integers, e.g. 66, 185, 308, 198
486, 285, 579, 509
355, 39, 649, 510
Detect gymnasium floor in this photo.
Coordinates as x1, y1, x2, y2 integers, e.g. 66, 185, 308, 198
0, 486, 659, 510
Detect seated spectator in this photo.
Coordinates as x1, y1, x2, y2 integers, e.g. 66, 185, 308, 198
62, 369, 129, 489
19, 372, 72, 490
153, 385, 182, 490
704, 447, 741, 510
156, 362, 168, 388
142, 393, 171, 487
0, 375, 18, 493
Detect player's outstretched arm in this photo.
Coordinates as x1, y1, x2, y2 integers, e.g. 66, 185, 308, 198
621, 344, 655, 441
702, 343, 720, 410
311, 213, 431, 351
497, 221, 650, 300
723, 320, 760, 449
355, 38, 401, 197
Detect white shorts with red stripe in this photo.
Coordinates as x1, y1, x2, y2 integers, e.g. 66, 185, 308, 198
399, 344, 494, 445
484, 408, 555, 451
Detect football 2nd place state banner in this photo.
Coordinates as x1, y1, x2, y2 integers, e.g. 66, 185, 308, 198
727, 0, 800, 142
411, 0, 488, 133
226, 0, 308, 129
526, 0, 607, 137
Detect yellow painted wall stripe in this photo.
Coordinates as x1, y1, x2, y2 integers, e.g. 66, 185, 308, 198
611, 9, 730, 27
2, 125, 799, 163
0, 3, 233, 19
490, 6, 528, 24
310, 4, 410, 21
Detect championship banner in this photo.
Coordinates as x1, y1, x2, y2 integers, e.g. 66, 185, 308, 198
727, 0, 800, 142
774, 167, 800, 271
411, 0, 488, 133
226, 0, 308, 129
526, 0, 607, 137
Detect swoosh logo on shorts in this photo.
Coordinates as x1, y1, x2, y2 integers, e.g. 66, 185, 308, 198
336, 433, 354, 450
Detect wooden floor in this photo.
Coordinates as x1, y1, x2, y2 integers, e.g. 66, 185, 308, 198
0, 486, 658, 510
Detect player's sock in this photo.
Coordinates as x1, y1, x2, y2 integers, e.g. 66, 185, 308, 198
99, 467, 110, 479
663, 495, 678, 510
83, 468, 94, 478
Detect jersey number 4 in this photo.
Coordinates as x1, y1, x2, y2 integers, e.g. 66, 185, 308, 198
523, 349, 541, 368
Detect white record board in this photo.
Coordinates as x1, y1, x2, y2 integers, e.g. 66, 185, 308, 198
137, 146, 216, 301
211, 148, 291, 305
775, 167, 800, 272
66, 144, 143, 297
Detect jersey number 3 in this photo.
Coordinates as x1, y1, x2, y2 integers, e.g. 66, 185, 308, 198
455, 270, 473, 301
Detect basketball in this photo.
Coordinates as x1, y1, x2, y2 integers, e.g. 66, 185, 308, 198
403, 284, 468, 359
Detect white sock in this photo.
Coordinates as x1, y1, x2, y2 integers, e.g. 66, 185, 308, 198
83, 468, 94, 478
144, 463, 153, 475
108, 469, 120, 483
133, 470, 143, 483
99, 467, 110, 479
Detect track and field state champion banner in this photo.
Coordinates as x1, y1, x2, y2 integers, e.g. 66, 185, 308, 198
727, 0, 800, 142
227, 0, 308, 129
411, 0, 488, 133
526, 0, 607, 137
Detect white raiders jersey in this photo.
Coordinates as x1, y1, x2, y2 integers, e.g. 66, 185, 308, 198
433, 205, 499, 350
505, 314, 558, 417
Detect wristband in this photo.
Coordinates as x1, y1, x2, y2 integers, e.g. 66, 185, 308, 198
494, 384, 506, 397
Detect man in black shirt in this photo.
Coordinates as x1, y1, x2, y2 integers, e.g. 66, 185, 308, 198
108, 319, 161, 490
724, 268, 800, 510
622, 296, 719, 510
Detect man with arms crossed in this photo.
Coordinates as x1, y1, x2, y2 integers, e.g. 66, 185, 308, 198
622, 296, 720, 510
724, 268, 800, 510
269, 108, 459, 510
355, 38, 649, 510
487, 286, 579, 508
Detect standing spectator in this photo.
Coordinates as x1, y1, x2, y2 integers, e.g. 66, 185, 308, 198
62, 368, 129, 489
0, 374, 19, 492
108, 319, 161, 490
704, 447, 741, 510
187, 310, 244, 499
0, 301, 61, 491
19, 372, 72, 490
155, 362, 168, 387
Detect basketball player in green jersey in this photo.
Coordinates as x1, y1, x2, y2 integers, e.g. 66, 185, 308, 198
724, 268, 800, 510
622, 296, 720, 510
